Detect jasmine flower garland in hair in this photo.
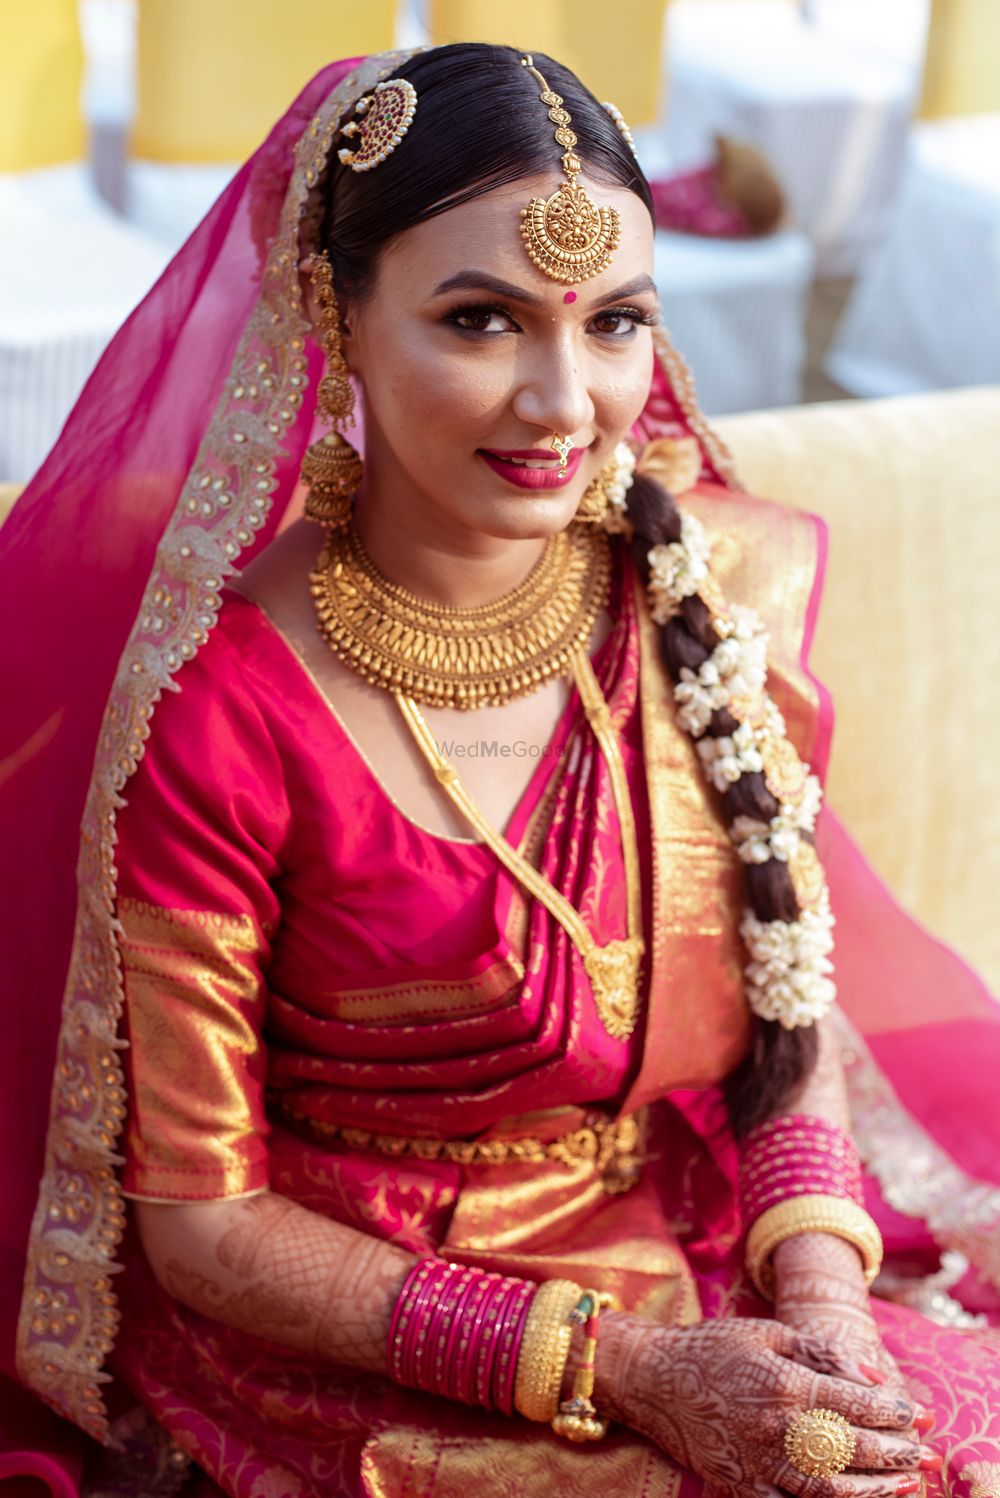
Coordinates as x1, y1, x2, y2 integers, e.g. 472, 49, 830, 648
645, 499, 837, 1032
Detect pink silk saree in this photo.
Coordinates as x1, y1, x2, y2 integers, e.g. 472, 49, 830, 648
1, 46, 999, 1498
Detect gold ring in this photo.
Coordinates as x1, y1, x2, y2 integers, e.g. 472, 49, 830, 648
784, 1408, 857, 1478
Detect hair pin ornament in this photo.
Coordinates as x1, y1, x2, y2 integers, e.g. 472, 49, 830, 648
339, 78, 418, 172
520, 55, 621, 285
602, 101, 639, 160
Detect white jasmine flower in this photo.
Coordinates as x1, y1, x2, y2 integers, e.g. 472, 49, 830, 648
697, 721, 764, 792
647, 513, 712, 620
739, 898, 836, 1028
793, 774, 824, 833
674, 666, 728, 737
602, 442, 636, 534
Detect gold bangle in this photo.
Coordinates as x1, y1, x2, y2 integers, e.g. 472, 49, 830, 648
514, 1279, 584, 1422
745, 1194, 883, 1300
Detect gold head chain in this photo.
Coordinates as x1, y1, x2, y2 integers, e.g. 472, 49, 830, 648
519, 55, 622, 284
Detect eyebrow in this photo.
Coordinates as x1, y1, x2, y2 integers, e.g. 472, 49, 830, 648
430, 270, 659, 307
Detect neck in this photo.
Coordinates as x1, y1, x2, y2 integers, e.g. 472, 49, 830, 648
354, 447, 549, 610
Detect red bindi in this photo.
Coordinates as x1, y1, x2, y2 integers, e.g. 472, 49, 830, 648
563, 290, 577, 304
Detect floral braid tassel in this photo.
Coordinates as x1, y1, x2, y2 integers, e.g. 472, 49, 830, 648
647, 508, 835, 1030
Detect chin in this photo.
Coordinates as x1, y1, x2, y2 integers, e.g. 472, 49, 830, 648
471, 494, 583, 541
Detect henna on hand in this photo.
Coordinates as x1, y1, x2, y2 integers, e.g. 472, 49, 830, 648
773, 1233, 909, 1398
137, 1190, 414, 1373
592, 1313, 919, 1498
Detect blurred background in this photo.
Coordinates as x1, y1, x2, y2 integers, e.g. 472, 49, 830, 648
1, 0, 998, 482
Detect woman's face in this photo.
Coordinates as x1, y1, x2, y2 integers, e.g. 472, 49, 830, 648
341, 172, 658, 545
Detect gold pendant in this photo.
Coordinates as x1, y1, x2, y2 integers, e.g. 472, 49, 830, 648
519, 58, 622, 286
583, 938, 644, 1040
521, 177, 622, 285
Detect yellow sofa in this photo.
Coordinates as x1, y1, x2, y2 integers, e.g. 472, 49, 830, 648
4, 387, 998, 990
716, 388, 1000, 993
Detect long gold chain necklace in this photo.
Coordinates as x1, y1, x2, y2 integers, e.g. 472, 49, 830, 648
310, 522, 611, 710
396, 651, 644, 1041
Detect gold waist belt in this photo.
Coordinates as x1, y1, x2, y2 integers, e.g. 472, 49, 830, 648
280, 1106, 646, 1194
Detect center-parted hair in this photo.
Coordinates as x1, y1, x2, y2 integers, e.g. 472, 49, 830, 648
320, 41, 817, 1134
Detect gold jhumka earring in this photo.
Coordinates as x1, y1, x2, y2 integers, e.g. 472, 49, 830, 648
519, 56, 621, 285
303, 80, 419, 528
302, 251, 363, 529
574, 443, 637, 530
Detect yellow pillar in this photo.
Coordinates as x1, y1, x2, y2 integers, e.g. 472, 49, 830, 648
0, 0, 84, 172
570, 0, 668, 125
919, 0, 1000, 118
134, 0, 399, 163
428, 0, 668, 125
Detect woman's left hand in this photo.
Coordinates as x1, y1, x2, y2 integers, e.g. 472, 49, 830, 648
772, 1232, 908, 1397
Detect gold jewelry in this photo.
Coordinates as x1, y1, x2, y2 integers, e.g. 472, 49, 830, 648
520, 56, 621, 284
550, 432, 574, 476
575, 442, 636, 530
302, 251, 362, 528
279, 1104, 644, 1187
784, 1408, 857, 1478
514, 1279, 583, 1422
397, 650, 645, 1041
338, 78, 417, 172
745, 1195, 884, 1300
310, 523, 611, 710
552, 1290, 610, 1442
601, 101, 639, 159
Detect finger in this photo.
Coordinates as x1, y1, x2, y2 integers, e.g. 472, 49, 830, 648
849, 1430, 921, 1472
775, 1461, 922, 1498
801, 1372, 916, 1431
770, 1325, 886, 1389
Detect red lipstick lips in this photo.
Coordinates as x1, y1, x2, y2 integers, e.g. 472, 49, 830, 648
478, 445, 584, 491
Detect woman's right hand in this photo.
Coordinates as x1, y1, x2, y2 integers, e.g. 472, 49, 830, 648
597, 1314, 926, 1498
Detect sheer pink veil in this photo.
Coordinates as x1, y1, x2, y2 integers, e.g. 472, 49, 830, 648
1, 42, 998, 1474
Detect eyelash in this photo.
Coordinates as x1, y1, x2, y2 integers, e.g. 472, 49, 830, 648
445, 302, 660, 338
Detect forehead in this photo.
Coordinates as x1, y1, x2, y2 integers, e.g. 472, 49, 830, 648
375, 173, 655, 299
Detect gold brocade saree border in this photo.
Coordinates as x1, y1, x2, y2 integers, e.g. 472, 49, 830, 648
14, 52, 416, 1440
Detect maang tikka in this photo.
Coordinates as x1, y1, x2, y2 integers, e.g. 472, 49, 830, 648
302, 250, 363, 529
520, 55, 621, 285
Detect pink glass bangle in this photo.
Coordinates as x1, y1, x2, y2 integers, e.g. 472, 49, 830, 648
436, 1268, 483, 1399
475, 1277, 522, 1411
400, 1263, 452, 1389
463, 1274, 507, 1407
387, 1259, 437, 1384
739, 1114, 865, 1230
446, 1273, 494, 1404
424, 1265, 475, 1397
387, 1259, 537, 1413
493, 1280, 536, 1415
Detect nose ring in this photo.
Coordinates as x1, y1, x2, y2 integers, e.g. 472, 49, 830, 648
550, 433, 574, 477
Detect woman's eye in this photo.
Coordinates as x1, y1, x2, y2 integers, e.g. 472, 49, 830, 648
449, 306, 518, 335
590, 309, 652, 338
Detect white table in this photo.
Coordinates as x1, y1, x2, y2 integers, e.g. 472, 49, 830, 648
653, 226, 815, 415
662, 0, 917, 275
0, 168, 169, 482
827, 116, 1000, 396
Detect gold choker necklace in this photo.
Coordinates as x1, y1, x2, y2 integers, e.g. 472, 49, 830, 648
310, 523, 611, 710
